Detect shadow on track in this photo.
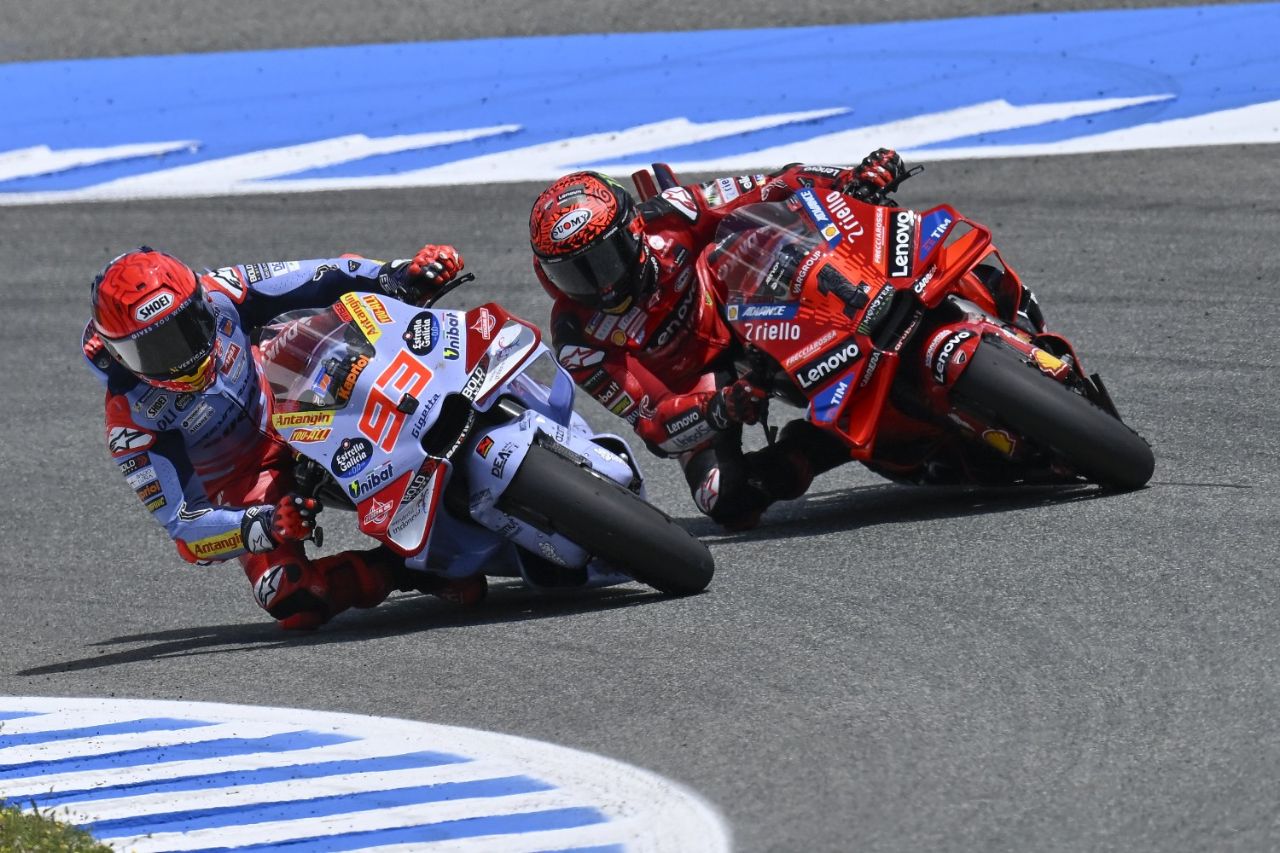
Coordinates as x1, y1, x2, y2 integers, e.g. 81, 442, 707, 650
14, 584, 665, 676
676, 482, 1115, 541
19, 484, 1119, 675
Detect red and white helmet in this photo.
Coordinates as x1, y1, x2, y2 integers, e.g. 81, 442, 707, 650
91, 247, 218, 392
530, 171, 651, 314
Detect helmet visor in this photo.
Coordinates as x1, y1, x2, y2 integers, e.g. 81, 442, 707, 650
103, 294, 216, 381
538, 221, 642, 307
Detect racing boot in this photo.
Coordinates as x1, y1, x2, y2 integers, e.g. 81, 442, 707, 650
245, 545, 398, 630
691, 465, 770, 532
744, 420, 850, 499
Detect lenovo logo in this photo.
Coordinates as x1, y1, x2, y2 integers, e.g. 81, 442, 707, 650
793, 341, 860, 390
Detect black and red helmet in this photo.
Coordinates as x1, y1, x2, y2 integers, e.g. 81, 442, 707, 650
91, 248, 218, 392
530, 171, 650, 314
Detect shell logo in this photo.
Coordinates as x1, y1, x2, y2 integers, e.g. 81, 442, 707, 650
1032, 349, 1069, 378
982, 428, 1017, 456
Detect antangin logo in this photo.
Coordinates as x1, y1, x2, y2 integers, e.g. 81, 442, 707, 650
339, 293, 382, 343
271, 410, 334, 429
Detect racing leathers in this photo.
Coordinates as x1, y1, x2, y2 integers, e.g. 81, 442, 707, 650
83, 253, 462, 628
542, 163, 886, 528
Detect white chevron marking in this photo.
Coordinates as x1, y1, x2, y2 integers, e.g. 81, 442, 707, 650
0, 141, 197, 182
596, 95, 1173, 173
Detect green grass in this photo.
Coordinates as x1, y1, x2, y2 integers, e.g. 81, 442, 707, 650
0, 804, 113, 851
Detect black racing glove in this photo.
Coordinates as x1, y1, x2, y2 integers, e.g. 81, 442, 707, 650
705, 379, 769, 430
844, 148, 906, 204
380, 244, 465, 305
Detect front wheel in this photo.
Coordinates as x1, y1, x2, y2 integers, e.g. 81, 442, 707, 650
951, 339, 1154, 489
500, 444, 714, 594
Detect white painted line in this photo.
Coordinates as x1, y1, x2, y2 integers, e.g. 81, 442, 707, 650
357, 818, 654, 852
0, 738, 447, 801
101, 789, 598, 851
0, 719, 300, 765
601, 95, 1172, 174
54, 761, 521, 821
0, 110, 842, 203
94, 126, 520, 197
0, 141, 198, 182
909, 97, 1280, 160
283, 108, 847, 188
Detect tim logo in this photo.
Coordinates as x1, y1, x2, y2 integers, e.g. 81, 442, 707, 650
134, 291, 174, 321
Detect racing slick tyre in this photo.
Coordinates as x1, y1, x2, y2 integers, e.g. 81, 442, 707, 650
952, 339, 1155, 490
501, 444, 714, 595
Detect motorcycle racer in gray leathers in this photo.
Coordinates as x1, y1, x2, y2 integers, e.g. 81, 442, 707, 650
83, 244, 476, 629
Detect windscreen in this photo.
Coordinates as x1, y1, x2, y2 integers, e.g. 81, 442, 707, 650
258, 306, 376, 413
709, 201, 825, 304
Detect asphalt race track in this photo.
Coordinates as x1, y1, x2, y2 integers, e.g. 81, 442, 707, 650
3, 2, 1279, 851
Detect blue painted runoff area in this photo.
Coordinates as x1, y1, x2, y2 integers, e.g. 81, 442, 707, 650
5, 750, 470, 808
179, 807, 610, 853
0, 730, 355, 779
0, 717, 214, 749
1, 3, 1278, 192
85, 775, 555, 837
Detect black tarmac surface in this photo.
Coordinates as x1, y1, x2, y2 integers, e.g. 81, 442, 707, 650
2, 3, 1277, 851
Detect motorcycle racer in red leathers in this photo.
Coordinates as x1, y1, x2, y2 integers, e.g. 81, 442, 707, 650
531, 150, 1047, 530
83, 244, 477, 629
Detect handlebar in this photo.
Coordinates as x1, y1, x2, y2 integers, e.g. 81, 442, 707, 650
422, 272, 477, 308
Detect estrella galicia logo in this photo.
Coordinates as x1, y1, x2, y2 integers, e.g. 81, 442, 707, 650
404, 311, 440, 356
331, 437, 373, 477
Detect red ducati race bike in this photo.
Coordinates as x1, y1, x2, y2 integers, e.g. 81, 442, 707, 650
648, 167, 1155, 489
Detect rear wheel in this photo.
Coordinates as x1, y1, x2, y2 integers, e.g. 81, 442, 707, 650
500, 444, 714, 594
951, 339, 1154, 489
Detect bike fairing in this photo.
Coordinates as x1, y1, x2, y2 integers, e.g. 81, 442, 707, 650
258, 299, 674, 590
702, 178, 1152, 490
84, 256, 409, 563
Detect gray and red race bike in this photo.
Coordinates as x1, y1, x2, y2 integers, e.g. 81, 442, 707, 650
258, 287, 713, 595
655, 167, 1154, 489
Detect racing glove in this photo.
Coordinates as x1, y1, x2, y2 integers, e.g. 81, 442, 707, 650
379, 244, 465, 305
706, 379, 769, 430
844, 148, 906, 204
241, 494, 322, 554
